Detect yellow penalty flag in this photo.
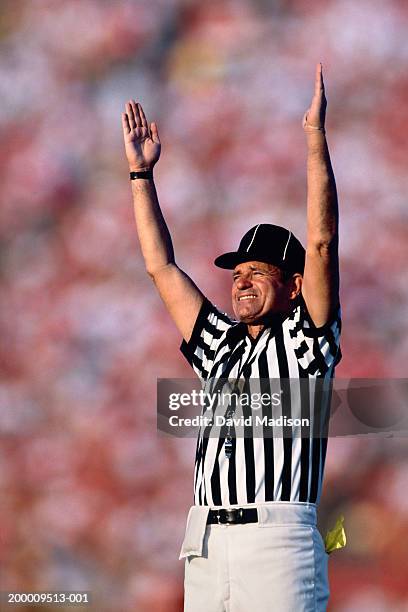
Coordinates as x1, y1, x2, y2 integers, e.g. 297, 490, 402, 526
324, 515, 346, 554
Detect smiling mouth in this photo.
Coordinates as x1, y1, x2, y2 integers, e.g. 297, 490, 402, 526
238, 294, 258, 301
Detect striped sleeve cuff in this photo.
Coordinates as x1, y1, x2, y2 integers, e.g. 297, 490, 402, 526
180, 297, 213, 366
301, 303, 341, 338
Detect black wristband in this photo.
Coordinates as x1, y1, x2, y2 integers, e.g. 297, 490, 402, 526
130, 170, 153, 180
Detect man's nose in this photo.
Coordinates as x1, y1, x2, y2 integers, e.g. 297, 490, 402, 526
236, 275, 252, 289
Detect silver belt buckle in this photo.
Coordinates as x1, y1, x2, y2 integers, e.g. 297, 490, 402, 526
216, 508, 244, 525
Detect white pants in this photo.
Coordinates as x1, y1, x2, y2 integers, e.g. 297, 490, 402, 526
180, 502, 329, 612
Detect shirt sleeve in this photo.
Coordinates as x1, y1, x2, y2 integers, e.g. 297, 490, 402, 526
180, 297, 234, 381
287, 299, 342, 375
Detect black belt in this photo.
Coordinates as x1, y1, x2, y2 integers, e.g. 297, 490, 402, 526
207, 507, 258, 525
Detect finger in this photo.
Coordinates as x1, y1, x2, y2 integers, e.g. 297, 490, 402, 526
320, 62, 325, 92
126, 101, 136, 128
314, 62, 324, 96
138, 103, 148, 128
121, 112, 131, 135
131, 100, 142, 127
150, 122, 160, 144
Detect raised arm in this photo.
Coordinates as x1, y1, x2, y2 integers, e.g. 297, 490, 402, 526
301, 63, 339, 327
122, 100, 204, 341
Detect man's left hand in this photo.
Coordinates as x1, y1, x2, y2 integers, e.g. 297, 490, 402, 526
302, 63, 327, 131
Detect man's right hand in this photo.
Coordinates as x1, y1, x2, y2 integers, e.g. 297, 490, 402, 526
122, 100, 161, 172
123, 98, 204, 342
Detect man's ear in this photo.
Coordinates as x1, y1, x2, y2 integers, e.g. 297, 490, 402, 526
289, 273, 302, 300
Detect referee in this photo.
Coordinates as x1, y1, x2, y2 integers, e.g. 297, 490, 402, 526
122, 63, 341, 611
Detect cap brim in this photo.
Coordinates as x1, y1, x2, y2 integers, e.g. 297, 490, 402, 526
214, 251, 304, 273
213, 251, 243, 269
214, 251, 286, 270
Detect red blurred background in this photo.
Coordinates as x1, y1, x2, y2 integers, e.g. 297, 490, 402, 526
1, 0, 408, 610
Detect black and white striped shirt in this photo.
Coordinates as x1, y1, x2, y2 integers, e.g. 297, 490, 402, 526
180, 296, 342, 506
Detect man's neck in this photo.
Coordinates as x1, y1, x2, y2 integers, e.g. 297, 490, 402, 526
246, 311, 287, 340
246, 323, 265, 340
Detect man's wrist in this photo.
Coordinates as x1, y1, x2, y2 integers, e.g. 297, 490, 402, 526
305, 129, 327, 151
304, 126, 326, 136
129, 165, 153, 172
129, 167, 154, 181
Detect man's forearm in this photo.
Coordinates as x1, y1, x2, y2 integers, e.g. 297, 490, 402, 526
131, 177, 175, 276
305, 131, 338, 247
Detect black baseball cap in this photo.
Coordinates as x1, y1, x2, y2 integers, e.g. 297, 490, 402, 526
214, 224, 305, 274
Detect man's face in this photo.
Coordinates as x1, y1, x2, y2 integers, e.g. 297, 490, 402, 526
231, 260, 299, 323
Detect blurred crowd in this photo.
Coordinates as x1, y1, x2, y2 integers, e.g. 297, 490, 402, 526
1, 0, 408, 610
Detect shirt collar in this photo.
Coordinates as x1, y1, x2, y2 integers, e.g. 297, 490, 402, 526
226, 311, 289, 347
